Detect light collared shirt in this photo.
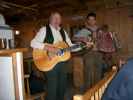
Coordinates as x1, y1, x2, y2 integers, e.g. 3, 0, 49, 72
31, 25, 73, 49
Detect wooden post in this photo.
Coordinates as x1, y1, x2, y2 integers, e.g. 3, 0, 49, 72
12, 52, 25, 100
73, 57, 84, 88
0, 48, 27, 100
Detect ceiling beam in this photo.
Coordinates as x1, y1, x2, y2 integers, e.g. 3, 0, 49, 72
1, 0, 37, 12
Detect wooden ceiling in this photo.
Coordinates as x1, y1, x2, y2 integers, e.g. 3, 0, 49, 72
0, 0, 133, 23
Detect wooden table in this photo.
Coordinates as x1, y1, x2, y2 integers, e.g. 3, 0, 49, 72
0, 48, 27, 100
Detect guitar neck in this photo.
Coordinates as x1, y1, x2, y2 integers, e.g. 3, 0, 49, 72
62, 45, 79, 52
62, 44, 86, 52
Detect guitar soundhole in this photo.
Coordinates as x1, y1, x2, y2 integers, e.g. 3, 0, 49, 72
47, 51, 54, 60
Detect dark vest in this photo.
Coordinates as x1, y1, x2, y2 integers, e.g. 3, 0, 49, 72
44, 25, 66, 44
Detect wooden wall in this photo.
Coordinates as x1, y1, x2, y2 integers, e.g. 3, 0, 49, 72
13, 7, 133, 58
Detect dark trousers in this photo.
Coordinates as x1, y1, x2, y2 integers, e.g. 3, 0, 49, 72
45, 62, 67, 100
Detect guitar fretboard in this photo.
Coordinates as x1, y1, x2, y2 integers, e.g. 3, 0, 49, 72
62, 44, 80, 52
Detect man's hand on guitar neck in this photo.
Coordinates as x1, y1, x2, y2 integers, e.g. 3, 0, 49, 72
86, 42, 94, 48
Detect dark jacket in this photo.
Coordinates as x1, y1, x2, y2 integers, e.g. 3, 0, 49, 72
102, 58, 133, 100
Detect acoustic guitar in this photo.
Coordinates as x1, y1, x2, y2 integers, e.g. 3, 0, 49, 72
33, 41, 84, 71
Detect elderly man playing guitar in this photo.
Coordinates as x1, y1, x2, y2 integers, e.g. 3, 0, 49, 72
31, 12, 88, 100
